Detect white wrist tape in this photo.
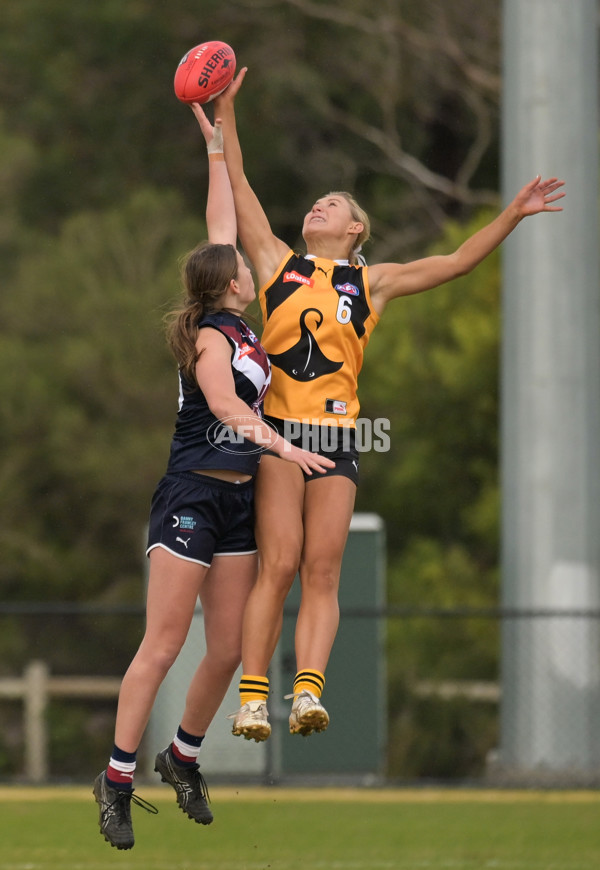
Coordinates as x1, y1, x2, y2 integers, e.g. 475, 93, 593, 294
207, 124, 224, 155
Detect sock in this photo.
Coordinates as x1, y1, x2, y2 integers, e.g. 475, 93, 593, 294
171, 725, 204, 767
106, 745, 137, 791
239, 674, 269, 705
293, 669, 325, 699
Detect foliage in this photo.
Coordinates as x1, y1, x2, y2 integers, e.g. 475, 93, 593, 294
0, 0, 507, 779
0, 1, 504, 591
357, 212, 501, 649
387, 693, 498, 779
0, 0, 501, 254
0, 189, 203, 600
357, 213, 500, 557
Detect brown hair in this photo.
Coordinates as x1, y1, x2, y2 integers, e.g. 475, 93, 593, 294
164, 242, 238, 385
326, 191, 371, 263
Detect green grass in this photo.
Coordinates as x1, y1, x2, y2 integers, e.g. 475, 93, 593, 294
0, 787, 598, 870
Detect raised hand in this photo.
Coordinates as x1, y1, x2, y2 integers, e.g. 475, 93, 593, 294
214, 67, 248, 109
190, 102, 220, 149
514, 175, 565, 217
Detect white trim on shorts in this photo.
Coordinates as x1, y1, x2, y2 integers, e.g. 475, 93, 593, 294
212, 549, 258, 557
146, 542, 211, 568
146, 542, 257, 566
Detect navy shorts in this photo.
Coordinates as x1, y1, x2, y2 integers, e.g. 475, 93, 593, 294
146, 471, 257, 567
265, 417, 359, 485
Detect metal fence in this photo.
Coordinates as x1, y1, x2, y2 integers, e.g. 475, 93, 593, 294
0, 603, 598, 786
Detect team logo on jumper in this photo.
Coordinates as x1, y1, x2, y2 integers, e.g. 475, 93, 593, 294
335, 282, 359, 296
172, 515, 196, 531
284, 271, 314, 287
268, 308, 343, 381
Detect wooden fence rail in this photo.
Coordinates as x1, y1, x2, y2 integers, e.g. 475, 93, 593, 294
0, 661, 499, 783
0, 660, 121, 782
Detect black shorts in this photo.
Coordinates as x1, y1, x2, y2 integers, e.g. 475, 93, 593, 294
264, 417, 359, 485
146, 472, 257, 567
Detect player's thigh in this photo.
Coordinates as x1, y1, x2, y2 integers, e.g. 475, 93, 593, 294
145, 546, 208, 647
200, 552, 258, 652
255, 455, 305, 564
301, 475, 357, 574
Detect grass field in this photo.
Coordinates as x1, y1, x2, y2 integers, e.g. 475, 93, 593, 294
0, 785, 598, 870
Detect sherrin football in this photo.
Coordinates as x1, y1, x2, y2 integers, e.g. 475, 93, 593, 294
174, 41, 236, 105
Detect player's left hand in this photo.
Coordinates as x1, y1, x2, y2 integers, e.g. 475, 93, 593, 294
515, 175, 565, 217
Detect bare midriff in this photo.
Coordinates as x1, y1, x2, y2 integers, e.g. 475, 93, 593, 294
192, 469, 253, 484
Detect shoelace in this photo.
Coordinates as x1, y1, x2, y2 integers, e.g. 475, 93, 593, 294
103, 789, 159, 822
186, 766, 210, 803
283, 691, 318, 704
226, 702, 268, 719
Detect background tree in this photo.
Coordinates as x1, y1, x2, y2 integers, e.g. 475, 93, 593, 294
0, 0, 504, 778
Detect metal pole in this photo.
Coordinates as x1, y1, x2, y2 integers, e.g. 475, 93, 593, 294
499, 0, 600, 782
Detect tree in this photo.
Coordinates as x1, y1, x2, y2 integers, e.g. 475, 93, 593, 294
229, 0, 501, 257
0, 0, 507, 778
356, 211, 502, 682
0, 188, 203, 601
0, 0, 501, 256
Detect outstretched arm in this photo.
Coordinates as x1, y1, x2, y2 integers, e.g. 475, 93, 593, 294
213, 70, 289, 284
190, 104, 236, 246
369, 175, 565, 314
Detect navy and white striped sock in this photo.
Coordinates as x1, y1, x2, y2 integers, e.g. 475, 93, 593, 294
106, 745, 137, 791
171, 725, 204, 767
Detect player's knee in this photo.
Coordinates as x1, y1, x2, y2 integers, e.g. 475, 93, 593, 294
143, 639, 185, 677
300, 562, 340, 595
205, 643, 242, 675
258, 551, 300, 592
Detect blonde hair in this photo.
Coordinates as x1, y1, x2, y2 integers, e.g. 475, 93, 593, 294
326, 190, 371, 264
164, 242, 238, 385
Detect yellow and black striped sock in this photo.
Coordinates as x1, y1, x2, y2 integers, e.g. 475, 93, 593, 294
239, 674, 269, 705
293, 669, 325, 698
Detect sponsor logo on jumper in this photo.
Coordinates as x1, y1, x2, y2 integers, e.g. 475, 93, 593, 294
335, 282, 359, 296
284, 271, 314, 287
237, 343, 255, 358
325, 399, 347, 415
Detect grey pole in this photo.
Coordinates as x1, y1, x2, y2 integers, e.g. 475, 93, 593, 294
499, 0, 600, 782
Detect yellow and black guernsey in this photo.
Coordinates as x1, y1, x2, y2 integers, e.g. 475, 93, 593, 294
259, 251, 379, 426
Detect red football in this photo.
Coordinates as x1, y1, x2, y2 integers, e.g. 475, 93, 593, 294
174, 41, 236, 105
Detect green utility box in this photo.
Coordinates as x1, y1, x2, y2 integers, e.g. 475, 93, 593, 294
270, 512, 386, 779
146, 512, 385, 782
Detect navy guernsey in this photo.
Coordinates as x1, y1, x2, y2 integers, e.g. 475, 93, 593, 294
166, 310, 271, 477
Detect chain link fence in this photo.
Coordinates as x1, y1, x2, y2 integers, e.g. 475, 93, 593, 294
0, 603, 598, 786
